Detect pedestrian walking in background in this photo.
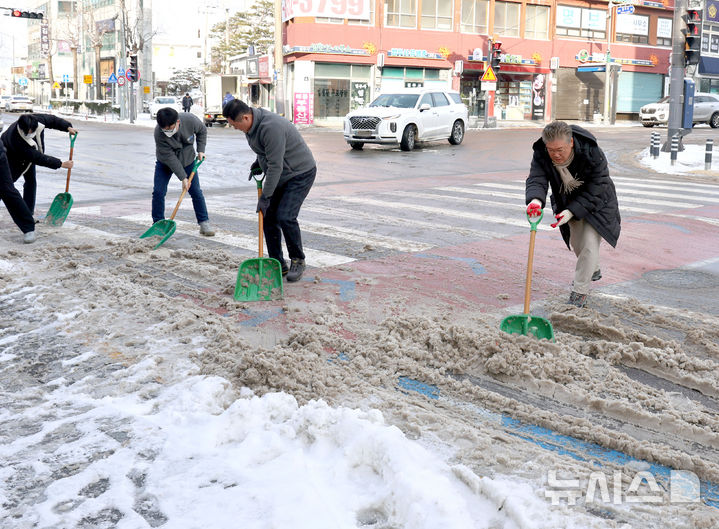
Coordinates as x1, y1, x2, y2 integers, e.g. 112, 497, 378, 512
153, 107, 215, 236
1, 113, 77, 238
525, 120, 621, 308
182, 93, 193, 112
223, 91, 234, 106
223, 99, 316, 282
0, 141, 36, 243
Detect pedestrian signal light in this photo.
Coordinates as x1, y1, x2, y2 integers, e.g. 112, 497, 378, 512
683, 9, 702, 66
491, 41, 503, 71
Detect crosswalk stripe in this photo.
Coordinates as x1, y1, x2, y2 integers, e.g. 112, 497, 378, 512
332, 195, 554, 230
470, 181, 713, 210
613, 175, 719, 192
444, 186, 659, 214
667, 213, 719, 227
617, 187, 719, 204
203, 200, 433, 252
118, 214, 355, 267
303, 205, 497, 239
473, 179, 719, 203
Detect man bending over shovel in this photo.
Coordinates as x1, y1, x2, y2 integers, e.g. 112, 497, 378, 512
223, 99, 316, 282
1, 113, 77, 242
153, 108, 214, 236
525, 121, 621, 308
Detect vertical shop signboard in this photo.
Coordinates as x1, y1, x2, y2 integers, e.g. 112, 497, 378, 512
294, 93, 314, 125
531, 73, 546, 121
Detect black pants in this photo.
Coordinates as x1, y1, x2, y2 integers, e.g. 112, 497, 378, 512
13, 166, 36, 214
0, 151, 35, 234
263, 167, 316, 263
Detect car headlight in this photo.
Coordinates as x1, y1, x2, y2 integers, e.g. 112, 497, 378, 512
381, 114, 401, 120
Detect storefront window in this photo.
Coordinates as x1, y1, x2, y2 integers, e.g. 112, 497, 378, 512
699, 78, 719, 94
615, 13, 649, 44
460, 0, 488, 34
556, 5, 606, 39
313, 64, 372, 119
494, 1, 520, 37
525, 5, 549, 40
314, 79, 350, 119
657, 18, 672, 47
421, 0, 453, 30
385, 0, 417, 27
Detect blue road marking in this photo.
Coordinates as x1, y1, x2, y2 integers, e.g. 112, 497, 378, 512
239, 307, 284, 327
398, 376, 719, 508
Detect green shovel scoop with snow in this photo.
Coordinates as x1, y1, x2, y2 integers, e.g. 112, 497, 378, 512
500, 210, 555, 341
234, 172, 283, 302
45, 131, 78, 226
140, 157, 203, 249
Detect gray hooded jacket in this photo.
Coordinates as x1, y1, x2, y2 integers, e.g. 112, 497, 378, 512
154, 112, 207, 180
244, 107, 316, 197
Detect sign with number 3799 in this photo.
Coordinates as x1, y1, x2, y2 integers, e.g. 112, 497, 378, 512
282, 0, 370, 21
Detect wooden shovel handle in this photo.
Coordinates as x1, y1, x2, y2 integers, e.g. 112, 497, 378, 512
168, 158, 203, 221
257, 186, 264, 258
524, 229, 537, 315
65, 132, 77, 193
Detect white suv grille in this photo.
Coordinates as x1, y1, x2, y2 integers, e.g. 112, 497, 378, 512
350, 116, 381, 130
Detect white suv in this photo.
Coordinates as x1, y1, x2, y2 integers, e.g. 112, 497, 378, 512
343, 88, 468, 151
639, 93, 719, 128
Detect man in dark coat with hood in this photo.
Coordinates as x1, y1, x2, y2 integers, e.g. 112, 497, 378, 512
1, 113, 76, 224
525, 121, 621, 308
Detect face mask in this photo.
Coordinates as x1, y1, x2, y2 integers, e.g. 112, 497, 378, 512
162, 125, 177, 137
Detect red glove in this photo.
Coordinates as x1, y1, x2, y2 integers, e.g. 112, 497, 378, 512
526, 199, 542, 218
550, 209, 573, 228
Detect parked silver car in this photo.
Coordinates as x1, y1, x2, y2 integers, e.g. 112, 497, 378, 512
639, 93, 719, 128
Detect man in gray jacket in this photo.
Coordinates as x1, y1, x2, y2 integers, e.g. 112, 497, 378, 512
153, 107, 214, 235
223, 99, 316, 282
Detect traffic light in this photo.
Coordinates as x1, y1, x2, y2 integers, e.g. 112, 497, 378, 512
683, 9, 702, 66
491, 41, 503, 71
10, 9, 43, 18
130, 55, 138, 72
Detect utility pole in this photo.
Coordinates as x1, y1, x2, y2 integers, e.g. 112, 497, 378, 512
666, 0, 688, 149
274, 0, 285, 115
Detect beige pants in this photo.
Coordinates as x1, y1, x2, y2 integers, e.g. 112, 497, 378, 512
568, 218, 602, 294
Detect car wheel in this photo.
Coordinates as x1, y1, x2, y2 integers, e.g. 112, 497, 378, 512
642, 123, 655, 127
349, 141, 364, 150
400, 124, 416, 151
710, 112, 719, 128
448, 120, 465, 145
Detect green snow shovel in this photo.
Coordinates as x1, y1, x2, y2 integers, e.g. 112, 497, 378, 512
234, 174, 283, 302
46, 131, 78, 226
500, 210, 555, 341
139, 157, 203, 250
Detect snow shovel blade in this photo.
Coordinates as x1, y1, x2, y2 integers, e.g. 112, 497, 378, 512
45, 192, 74, 226
234, 257, 284, 301
139, 219, 177, 250
500, 314, 555, 341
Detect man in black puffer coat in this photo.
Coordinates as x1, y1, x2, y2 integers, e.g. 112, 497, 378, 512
525, 121, 621, 308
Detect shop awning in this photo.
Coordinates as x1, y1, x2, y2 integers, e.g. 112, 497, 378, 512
247, 78, 273, 85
